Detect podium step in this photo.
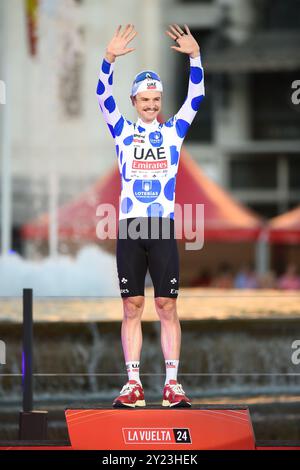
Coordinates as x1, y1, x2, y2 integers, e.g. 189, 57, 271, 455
65, 405, 255, 450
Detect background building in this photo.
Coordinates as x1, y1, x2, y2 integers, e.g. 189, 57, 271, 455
0, 0, 300, 257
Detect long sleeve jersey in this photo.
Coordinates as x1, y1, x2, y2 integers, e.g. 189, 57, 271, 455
96, 55, 205, 221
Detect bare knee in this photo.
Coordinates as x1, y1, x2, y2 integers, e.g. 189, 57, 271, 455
155, 297, 177, 322
123, 296, 144, 321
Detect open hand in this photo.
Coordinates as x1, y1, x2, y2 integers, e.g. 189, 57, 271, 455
165, 24, 200, 57
106, 24, 137, 61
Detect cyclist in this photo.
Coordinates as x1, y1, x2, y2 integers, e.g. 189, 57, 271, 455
97, 24, 204, 408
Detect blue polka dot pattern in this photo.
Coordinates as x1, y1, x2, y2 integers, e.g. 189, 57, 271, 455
97, 54, 205, 220
104, 96, 116, 113
123, 135, 133, 145
114, 116, 125, 136
96, 80, 105, 95
147, 203, 164, 217
164, 117, 174, 128
108, 124, 115, 138
191, 95, 204, 111
170, 146, 179, 165
121, 197, 133, 213
102, 60, 111, 74
122, 163, 131, 182
190, 66, 203, 84
176, 119, 189, 138
164, 177, 176, 201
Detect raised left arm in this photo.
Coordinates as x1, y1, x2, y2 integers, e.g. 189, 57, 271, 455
165, 24, 205, 130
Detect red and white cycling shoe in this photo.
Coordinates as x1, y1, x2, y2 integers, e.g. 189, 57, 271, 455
113, 380, 146, 408
162, 380, 191, 408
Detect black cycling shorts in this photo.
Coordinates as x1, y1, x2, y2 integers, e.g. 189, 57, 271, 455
116, 217, 179, 298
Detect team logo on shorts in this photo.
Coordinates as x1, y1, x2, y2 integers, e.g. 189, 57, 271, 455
170, 278, 177, 284
149, 131, 163, 147
121, 278, 128, 284
120, 289, 130, 294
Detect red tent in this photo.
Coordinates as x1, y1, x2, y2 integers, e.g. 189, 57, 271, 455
22, 150, 261, 242
267, 205, 300, 244
21, 148, 262, 242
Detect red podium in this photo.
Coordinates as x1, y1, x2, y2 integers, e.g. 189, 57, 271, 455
65, 405, 256, 450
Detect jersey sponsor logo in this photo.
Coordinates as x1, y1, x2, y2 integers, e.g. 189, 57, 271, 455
133, 133, 145, 144
133, 146, 166, 160
149, 131, 163, 147
132, 160, 168, 171
146, 81, 157, 90
129, 147, 169, 179
133, 180, 161, 203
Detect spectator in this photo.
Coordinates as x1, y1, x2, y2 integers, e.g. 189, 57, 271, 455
191, 268, 212, 287
234, 264, 258, 289
277, 264, 300, 290
213, 262, 234, 289
258, 270, 277, 289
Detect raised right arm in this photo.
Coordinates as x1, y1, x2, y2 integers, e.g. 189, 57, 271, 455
97, 58, 123, 138
96, 25, 137, 138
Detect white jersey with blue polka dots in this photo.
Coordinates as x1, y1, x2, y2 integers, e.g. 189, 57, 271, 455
97, 55, 205, 220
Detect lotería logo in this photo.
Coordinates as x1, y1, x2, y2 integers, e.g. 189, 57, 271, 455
0, 340, 6, 365
122, 428, 191, 444
133, 179, 161, 203
142, 180, 152, 192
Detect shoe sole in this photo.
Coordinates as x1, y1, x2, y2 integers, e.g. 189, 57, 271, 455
162, 399, 191, 408
113, 400, 146, 409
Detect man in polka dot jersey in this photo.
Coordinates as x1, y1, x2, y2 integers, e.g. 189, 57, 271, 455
97, 24, 204, 408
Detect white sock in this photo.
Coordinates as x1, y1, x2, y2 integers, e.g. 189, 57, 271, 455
165, 360, 179, 385
126, 361, 141, 384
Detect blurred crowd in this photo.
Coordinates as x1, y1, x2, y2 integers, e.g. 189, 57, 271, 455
191, 263, 300, 290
